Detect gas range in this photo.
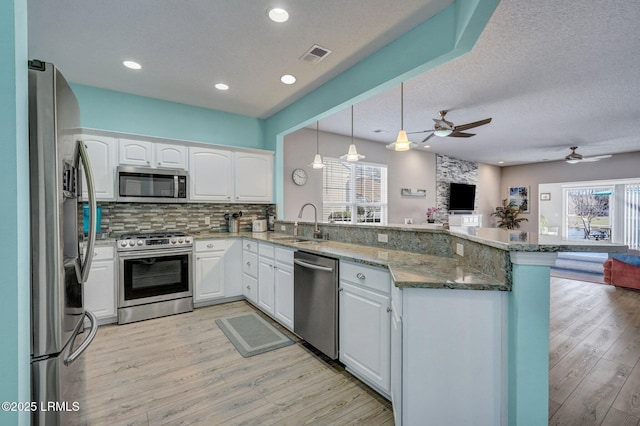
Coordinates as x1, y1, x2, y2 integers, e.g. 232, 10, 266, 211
117, 232, 193, 251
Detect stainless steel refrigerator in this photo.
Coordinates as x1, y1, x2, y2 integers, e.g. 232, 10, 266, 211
29, 60, 98, 426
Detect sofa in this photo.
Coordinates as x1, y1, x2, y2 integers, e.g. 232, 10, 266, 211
603, 253, 640, 289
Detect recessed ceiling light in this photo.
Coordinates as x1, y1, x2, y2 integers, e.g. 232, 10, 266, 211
422, 145, 431, 149
123, 60, 141, 70
268, 8, 289, 23
498, 161, 505, 164
280, 74, 296, 85
214, 83, 229, 91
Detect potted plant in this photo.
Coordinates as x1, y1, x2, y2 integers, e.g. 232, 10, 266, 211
491, 199, 528, 230
426, 207, 438, 223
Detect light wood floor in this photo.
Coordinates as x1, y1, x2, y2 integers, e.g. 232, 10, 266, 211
74, 301, 393, 425
74, 277, 640, 425
549, 276, 640, 425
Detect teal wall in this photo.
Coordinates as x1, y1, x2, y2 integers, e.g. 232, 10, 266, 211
263, 0, 500, 209
0, 0, 30, 425
71, 84, 266, 150
0, 1, 499, 424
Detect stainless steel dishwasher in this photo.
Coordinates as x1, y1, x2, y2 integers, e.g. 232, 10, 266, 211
293, 251, 339, 359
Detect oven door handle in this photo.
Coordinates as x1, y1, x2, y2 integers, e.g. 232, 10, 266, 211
117, 248, 193, 259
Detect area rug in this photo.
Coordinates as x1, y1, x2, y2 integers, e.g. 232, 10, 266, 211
215, 312, 294, 357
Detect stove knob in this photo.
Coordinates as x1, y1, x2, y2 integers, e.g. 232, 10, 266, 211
185, 237, 192, 244
120, 241, 128, 247
137, 240, 144, 246
171, 238, 177, 244
128, 241, 135, 247
178, 238, 184, 244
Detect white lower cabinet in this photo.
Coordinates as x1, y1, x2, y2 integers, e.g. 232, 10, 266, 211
84, 245, 116, 324
273, 248, 294, 330
257, 243, 276, 314
253, 242, 295, 330
398, 288, 507, 426
194, 239, 242, 306
339, 261, 391, 397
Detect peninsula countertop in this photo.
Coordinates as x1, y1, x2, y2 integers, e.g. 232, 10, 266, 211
191, 231, 510, 292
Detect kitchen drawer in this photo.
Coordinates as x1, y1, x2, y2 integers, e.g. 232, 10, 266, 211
243, 273, 258, 304
275, 247, 294, 266
243, 239, 258, 254
340, 261, 390, 294
258, 242, 275, 258
243, 251, 258, 277
195, 239, 227, 252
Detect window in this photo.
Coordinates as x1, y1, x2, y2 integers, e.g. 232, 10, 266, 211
322, 158, 387, 224
565, 186, 613, 240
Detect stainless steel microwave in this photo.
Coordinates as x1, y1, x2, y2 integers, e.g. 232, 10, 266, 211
117, 166, 188, 203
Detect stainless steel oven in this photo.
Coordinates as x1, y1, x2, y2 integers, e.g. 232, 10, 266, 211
117, 232, 193, 324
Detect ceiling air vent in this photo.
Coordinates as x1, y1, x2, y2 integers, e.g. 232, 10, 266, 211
300, 44, 332, 64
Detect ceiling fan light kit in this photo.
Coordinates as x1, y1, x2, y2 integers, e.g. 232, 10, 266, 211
409, 110, 492, 143
564, 146, 612, 164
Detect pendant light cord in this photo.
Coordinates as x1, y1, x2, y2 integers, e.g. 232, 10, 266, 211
400, 82, 404, 130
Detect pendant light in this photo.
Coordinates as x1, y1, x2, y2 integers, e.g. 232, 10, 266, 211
308, 121, 326, 169
386, 82, 417, 151
340, 105, 365, 162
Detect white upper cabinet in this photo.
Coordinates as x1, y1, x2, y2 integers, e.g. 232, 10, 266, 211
119, 139, 153, 166
188, 147, 234, 201
155, 143, 187, 169
81, 135, 117, 201
234, 152, 273, 203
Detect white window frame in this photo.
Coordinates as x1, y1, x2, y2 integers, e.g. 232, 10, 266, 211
322, 157, 388, 225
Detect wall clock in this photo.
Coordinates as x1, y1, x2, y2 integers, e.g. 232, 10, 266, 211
292, 168, 308, 186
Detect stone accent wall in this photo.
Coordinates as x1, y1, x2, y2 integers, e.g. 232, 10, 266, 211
94, 202, 276, 235
435, 154, 478, 223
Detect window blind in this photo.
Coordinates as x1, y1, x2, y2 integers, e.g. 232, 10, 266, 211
322, 158, 387, 224
624, 183, 640, 250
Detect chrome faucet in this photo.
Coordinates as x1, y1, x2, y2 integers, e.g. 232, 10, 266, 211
298, 203, 322, 239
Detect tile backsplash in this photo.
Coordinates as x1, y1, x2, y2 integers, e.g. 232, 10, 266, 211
93, 202, 276, 235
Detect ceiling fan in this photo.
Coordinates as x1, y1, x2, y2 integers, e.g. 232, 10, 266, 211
408, 110, 492, 143
564, 146, 612, 164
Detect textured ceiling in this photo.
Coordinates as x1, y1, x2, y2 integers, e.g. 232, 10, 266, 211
27, 0, 451, 118
316, 0, 640, 165
28, 0, 640, 166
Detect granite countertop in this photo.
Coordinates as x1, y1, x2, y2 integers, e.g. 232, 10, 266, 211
191, 231, 510, 291
448, 226, 628, 253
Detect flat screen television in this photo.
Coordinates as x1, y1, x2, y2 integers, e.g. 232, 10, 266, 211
449, 182, 476, 212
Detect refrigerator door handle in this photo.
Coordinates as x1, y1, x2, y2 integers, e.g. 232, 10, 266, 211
64, 310, 98, 366
78, 140, 97, 284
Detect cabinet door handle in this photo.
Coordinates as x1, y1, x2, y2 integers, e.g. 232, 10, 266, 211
338, 288, 343, 292
207, 243, 214, 248
356, 273, 366, 280
246, 261, 251, 267
387, 307, 392, 313
246, 285, 251, 290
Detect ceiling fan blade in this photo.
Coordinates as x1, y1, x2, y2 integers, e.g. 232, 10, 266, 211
581, 155, 612, 162
407, 129, 434, 135
448, 131, 475, 138
421, 133, 435, 143
565, 159, 580, 164
453, 118, 492, 132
